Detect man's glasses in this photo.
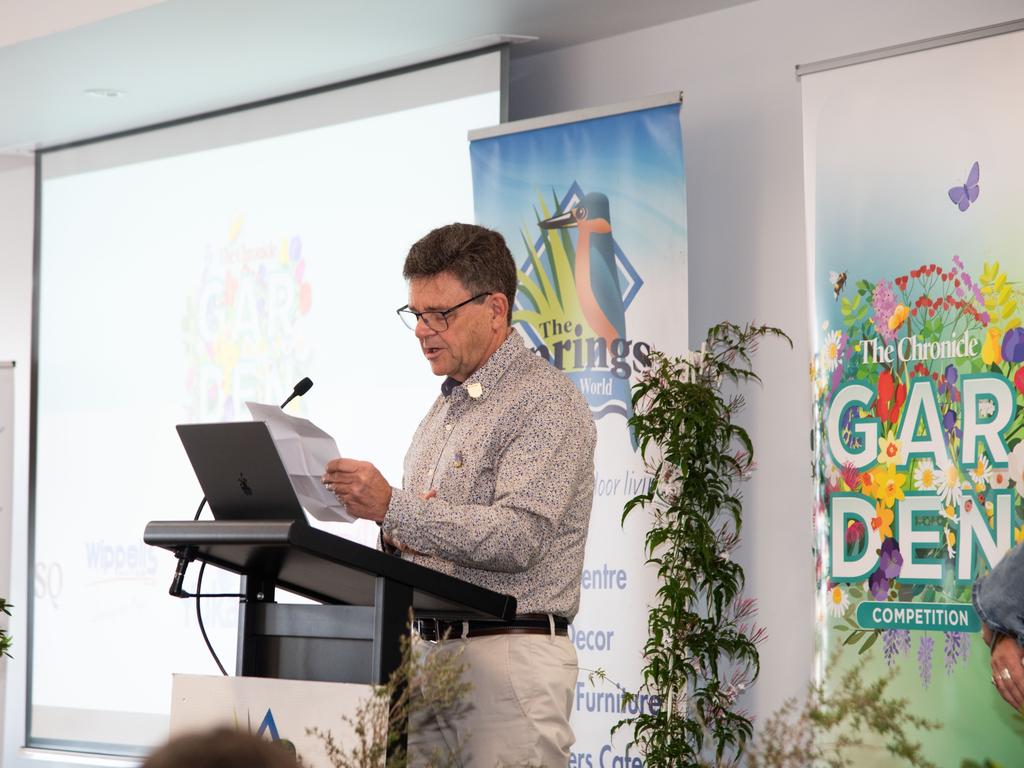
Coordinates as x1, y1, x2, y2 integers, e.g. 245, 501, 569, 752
396, 293, 490, 332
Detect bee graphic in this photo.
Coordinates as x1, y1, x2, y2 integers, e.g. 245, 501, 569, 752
829, 270, 847, 301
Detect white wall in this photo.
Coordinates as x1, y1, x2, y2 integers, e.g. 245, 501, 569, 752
509, 0, 1024, 727
4, 0, 1024, 760
0, 154, 35, 765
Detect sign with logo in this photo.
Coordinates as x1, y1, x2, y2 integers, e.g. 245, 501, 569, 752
470, 98, 687, 762
170, 674, 373, 768
802, 28, 1024, 766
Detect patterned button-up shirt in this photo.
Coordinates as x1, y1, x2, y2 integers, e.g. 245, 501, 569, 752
382, 330, 596, 619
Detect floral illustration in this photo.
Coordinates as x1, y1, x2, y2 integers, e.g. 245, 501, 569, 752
813, 255, 1024, 687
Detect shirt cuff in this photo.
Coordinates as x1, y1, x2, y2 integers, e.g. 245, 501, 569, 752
973, 576, 1020, 644
378, 528, 400, 556
382, 487, 421, 544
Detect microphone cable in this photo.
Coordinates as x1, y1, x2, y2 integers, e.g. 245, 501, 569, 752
195, 562, 228, 676
175, 496, 241, 676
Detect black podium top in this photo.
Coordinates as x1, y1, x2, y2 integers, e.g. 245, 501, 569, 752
144, 520, 516, 621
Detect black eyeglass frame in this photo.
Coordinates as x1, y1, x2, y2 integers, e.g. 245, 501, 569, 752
396, 292, 491, 332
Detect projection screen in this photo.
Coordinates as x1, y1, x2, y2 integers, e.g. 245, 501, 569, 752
30, 48, 503, 756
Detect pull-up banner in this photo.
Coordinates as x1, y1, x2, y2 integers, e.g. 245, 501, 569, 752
470, 99, 687, 762
802, 28, 1024, 765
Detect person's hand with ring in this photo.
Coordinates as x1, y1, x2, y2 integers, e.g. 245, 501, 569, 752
989, 630, 1024, 711
322, 458, 392, 522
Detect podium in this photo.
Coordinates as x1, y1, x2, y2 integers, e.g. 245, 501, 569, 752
144, 520, 517, 686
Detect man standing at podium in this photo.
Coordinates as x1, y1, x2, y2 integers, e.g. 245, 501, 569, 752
322, 223, 596, 766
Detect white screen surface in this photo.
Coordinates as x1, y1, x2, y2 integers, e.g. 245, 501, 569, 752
32, 51, 501, 753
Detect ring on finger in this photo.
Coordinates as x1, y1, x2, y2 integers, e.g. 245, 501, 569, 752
1001, 668, 1012, 682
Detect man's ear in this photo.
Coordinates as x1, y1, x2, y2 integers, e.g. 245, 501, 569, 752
489, 293, 510, 328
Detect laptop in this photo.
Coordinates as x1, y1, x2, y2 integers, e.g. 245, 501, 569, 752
176, 421, 306, 522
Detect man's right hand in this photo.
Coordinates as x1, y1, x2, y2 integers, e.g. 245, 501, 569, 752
990, 632, 1024, 711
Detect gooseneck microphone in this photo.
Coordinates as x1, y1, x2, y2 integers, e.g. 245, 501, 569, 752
280, 377, 313, 409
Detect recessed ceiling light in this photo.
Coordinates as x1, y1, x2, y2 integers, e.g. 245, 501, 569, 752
84, 88, 126, 99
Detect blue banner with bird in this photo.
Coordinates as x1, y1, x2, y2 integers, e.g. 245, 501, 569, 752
469, 102, 688, 449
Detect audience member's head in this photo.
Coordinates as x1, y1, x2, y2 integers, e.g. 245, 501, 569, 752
141, 728, 298, 768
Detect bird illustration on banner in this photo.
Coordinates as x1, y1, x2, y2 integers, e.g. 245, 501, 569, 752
515, 188, 642, 449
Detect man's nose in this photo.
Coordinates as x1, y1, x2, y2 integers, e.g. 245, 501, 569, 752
414, 318, 435, 340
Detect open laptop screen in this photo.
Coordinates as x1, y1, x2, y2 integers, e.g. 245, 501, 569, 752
176, 421, 306, 522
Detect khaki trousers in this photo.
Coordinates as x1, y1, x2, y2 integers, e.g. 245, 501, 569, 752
408, 632, 578, 767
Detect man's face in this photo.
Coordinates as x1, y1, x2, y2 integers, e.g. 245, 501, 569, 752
408, 272, 499, 382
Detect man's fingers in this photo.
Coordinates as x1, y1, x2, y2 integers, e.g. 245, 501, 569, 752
322, 464, 368, 486
323, 458, 345, 473
998, 679, 1024, 711
991, 636, 1024, 710
992, 667, 1015, 708
319, 460, 389, 522
323, 458, 363, 475
326, 474, 359, 487
1005, 670, 1024, 710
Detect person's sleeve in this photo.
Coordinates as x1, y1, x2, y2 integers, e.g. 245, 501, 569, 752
376, 523, 400, 556
973, 542, 1024, 644
382, 395, 595, 573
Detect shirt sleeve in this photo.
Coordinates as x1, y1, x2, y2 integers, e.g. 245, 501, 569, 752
382, 396, 595, 573
973, 542, 1024, 644
376, 523, 400, 556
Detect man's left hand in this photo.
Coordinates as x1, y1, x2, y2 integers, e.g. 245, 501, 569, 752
322, 458, 392, 522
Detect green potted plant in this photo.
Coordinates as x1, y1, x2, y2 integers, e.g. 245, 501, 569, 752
0, 597, 11, 658
616, 322, 789, 766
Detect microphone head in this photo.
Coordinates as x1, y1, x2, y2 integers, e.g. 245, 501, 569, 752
294, 377, 313, 396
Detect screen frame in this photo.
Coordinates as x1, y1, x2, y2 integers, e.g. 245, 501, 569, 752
25, 43, 508, 758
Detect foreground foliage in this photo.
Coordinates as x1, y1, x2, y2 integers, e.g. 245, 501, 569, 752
746, 651, 940, 768
0, 597, 11, 658
309, 621, 470, 768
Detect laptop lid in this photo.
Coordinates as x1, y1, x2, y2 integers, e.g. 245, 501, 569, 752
176, 421, 306, 522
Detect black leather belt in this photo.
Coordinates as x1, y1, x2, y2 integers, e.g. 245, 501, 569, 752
415, 614, 569, 642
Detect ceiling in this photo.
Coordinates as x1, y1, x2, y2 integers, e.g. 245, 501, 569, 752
0, 0, 750, 155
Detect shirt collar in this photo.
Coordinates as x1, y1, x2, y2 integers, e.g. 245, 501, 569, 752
439, 330, 524, 400
440, 377, 460, 397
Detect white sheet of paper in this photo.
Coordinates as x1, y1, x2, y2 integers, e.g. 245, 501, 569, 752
245, 401, 353, 523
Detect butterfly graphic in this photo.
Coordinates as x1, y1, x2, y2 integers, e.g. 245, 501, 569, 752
948, 161, 980, 212
829, 270, 847, 301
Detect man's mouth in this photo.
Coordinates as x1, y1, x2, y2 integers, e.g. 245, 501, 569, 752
422, 345, 445, 359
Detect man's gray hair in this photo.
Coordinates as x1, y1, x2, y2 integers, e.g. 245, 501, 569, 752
403, 223, 517, 323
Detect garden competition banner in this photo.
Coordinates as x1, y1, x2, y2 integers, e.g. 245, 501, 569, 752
470, 98, 687, 764
803, 29, 1024, 766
